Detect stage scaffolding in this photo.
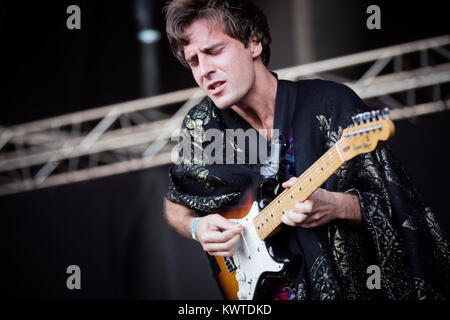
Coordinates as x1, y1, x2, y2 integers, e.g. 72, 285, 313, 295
1, 35, 449, 196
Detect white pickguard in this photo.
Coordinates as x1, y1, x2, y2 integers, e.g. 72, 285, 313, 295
230, 201, 284, 300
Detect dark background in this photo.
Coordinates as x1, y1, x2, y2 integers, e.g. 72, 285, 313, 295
0, 0, 449, 299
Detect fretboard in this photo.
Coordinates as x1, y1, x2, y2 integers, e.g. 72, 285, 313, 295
253, 144, 344, 240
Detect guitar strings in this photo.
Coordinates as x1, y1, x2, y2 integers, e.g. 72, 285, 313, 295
255, 117, 389, 231
253, 147, 341, 232
253, 148, 342, 234
252, 128, 370, 234
262, 144, 342, 208
283, 119, 387, 200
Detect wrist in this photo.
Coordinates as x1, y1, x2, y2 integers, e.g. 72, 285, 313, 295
335, 192, 361, 224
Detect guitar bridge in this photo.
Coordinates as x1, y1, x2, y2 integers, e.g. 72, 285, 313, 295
224, 256, 237, 274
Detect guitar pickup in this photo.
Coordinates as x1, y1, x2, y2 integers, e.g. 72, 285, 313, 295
224, 256, 237, 273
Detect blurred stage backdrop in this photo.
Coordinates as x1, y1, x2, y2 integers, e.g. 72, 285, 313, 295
0, 0, 449, 299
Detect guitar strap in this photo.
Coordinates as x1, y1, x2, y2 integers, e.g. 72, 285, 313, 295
273, 79, 342, 299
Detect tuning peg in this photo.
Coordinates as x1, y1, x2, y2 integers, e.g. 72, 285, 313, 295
376, 110, 383, 120
352, 114, 360, 125
371, 110, 378, 122
382, 107, 390, 119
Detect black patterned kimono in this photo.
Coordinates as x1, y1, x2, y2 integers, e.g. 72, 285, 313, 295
166, 78, 450, 300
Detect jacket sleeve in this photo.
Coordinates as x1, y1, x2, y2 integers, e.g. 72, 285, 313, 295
320, 81, 450, 299
165, 102, 241, 214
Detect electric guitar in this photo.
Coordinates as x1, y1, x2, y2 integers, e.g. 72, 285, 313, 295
213, 108, 395, 300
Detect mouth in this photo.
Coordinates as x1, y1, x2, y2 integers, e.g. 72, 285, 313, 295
207, 81, 226, 95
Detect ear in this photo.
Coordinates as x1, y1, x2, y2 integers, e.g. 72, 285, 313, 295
249, 36, 262, 59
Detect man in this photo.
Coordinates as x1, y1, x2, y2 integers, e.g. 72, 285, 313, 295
163, 0, 449, 299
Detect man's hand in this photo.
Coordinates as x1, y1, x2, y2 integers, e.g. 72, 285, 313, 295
280, 177, 362, 228
195, 214, 244, 257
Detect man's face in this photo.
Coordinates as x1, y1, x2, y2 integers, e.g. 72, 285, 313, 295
183, 18, 260, 109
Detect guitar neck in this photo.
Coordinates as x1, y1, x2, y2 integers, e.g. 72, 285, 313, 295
253, 143, 345, 240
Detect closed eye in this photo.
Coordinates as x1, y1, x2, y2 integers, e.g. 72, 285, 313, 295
186, 56, 198, 67
209, 47, 224, 55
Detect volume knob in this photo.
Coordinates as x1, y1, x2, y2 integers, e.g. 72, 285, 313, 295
237, 289, 247, 300
236, 271, 246, 282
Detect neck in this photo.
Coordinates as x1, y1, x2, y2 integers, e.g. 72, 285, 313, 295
231, 64, 277, 140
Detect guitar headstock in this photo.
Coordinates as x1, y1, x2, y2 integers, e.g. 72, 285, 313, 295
338, 108, 395, 161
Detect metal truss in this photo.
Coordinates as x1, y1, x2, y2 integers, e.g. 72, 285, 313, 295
1, 35, 449, 196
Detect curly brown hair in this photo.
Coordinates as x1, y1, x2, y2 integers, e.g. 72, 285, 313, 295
163, 0, 272, 67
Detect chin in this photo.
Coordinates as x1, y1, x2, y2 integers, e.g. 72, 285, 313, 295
210, 96, 234, 110
210, 92, 242, 110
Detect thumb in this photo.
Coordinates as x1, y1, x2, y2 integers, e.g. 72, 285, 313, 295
209, 214, 243, 232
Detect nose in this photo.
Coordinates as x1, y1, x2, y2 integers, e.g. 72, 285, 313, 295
199, 55, 215, 79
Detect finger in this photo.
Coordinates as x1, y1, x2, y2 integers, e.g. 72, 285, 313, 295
200, 227, 241, 243
288, 208, 310, 225
203, 234, 241, 253
197, 215, 242, 240
281, 177, 298, 188
281, 212, 296, 226
206, 235, 241, 257
282, 212, 321, 228
298, 211, 326, 228
294, 200, 314, 214
208, 214, 243, 232
281, 209, 307, 226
